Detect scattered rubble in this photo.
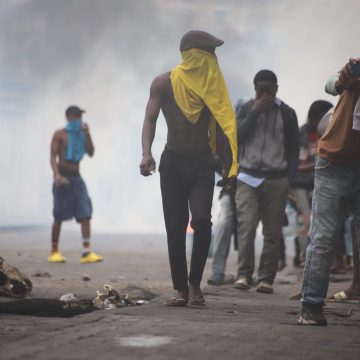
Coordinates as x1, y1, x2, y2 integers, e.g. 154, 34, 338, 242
93, 285, 155, 310
226, 310, 239, 314
0, 257, 32, 298
0, 283, 156, 317
136, 300, 149, 306
120, 286, 156, 302
82, 274, 91, 282
32, 272, 52, 278
59, 293, 78, 302
93, 285, 132, 309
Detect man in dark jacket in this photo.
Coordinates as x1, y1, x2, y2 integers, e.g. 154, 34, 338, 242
233, 70, 299, 294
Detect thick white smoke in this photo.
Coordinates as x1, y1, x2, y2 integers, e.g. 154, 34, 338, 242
0, 0, 359, 232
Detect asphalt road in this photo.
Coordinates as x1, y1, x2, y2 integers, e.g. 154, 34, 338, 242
0, 228, 359, 360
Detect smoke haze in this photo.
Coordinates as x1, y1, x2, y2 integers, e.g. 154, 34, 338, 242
0, 0, 359, 232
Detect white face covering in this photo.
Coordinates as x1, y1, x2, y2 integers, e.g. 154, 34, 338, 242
353, 96, 360, 131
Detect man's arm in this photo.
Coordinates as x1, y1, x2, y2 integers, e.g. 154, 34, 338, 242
140, 76, 163, 176
326, 58, 360, 95
237, 97, 275, 143
236, 101, 257, 143
50, 131, 68, 186
83, 123, 95, 157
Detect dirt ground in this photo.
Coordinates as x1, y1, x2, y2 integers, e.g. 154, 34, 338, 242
0, 227, 359, 360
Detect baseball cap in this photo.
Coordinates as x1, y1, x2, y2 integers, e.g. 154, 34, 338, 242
180, 30, 224, 51
65, 105, 85, 118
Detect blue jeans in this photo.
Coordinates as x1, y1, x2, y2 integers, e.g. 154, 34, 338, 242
301, 158, 360, 304
211, 193, 234, 281
344, 215, 353, 257
53, 176, 92, 222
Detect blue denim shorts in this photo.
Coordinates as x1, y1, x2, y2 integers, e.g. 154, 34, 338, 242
53, 176, 92, 222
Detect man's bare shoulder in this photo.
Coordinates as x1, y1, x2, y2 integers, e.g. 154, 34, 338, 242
151, 72, 171, 93
52, 128, 66, 139
153, 72, 171, 82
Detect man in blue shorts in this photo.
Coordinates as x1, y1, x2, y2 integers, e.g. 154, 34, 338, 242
49, 105, 103, 264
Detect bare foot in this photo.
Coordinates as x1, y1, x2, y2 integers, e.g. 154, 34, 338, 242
165, 290, 189, 307
342, 285, 360, 300
189, 283, 205, 306
288, 291, 301, 300
178, 290, 189, 301
328, 286, 360, 301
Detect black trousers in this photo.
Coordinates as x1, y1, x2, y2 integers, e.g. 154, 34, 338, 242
159, 146, 215, 292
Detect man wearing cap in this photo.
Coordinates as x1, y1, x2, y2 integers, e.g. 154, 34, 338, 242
140, 30, 237, 306
49, 105, 103, 264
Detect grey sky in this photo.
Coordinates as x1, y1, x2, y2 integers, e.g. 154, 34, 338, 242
0, 0, 359, 232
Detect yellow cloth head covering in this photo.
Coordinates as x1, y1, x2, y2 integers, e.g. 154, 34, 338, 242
170, 48, 238, 177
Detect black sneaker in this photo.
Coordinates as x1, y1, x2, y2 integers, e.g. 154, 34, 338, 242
298, 302, 327, 326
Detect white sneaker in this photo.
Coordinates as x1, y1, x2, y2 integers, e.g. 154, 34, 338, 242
256, 281, 273, 294
233, 276, 250, 290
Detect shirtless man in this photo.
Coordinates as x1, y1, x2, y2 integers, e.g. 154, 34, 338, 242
49, 105, 103, 264
140, 30, 237, 306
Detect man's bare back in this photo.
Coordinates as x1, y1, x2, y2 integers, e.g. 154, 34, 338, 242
140, 72, 211, 176
50, 122, 94, 185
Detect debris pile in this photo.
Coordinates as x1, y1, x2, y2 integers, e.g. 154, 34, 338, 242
32, 272, 52, 278
93, 285, 150, 309
0, 282, 156, 317
0, 257, 32, 298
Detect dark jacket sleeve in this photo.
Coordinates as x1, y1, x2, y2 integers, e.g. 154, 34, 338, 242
236, 100, 259, 144
213, 154, 223, 176
286, 107, 300, 182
